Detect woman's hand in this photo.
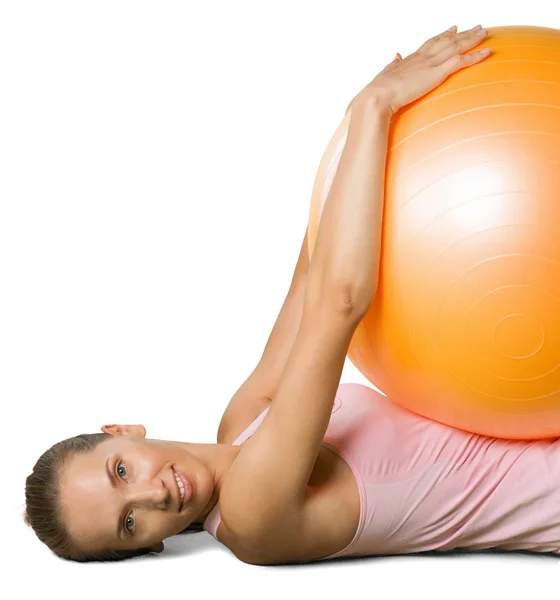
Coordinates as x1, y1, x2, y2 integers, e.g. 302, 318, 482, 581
347, 24, 490, 116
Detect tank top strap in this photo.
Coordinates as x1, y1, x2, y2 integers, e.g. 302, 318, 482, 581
231, 405, 271, 446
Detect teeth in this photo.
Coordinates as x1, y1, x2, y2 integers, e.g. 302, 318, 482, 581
175, 473, 185, 502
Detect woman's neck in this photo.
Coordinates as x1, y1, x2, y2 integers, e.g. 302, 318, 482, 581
167, 439, 242, 522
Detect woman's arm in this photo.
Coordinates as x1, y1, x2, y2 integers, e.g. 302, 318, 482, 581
219, 100, 391, 550
217, 102, 388, 445
217, 228, 309, 442
219, 97, 389, 443
305, 95, 391, 315
250, 227, 309, 392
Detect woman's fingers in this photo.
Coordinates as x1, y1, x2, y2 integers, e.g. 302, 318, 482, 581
442, 45, 491, 73
432, 27, 489, 64
431, 27, 490, 76
420, 25, 486, 58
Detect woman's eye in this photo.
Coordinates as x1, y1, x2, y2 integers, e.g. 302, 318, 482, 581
125, 513, 135, 534
117, 463, 127, 479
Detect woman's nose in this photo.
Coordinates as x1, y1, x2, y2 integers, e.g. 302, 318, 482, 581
126, 479, 169, 508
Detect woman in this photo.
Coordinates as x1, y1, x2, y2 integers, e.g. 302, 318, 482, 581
24, 24, 560, 564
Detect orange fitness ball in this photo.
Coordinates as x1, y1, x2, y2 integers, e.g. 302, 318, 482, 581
308, 26, 560, 440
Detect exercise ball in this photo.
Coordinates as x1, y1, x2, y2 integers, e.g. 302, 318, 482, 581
308, 25, 560, 440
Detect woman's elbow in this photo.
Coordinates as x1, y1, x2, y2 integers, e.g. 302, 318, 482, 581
304, 277, 374, 320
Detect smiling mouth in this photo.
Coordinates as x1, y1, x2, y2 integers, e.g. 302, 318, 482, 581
172, 467, 186, 510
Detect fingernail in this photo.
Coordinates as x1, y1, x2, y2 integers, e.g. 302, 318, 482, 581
472, 24, 482, 31
447, 25, 457, 32
476, 28, 488, 36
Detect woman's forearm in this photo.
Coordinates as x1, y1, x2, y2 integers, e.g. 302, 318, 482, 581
307, 95, 392, 312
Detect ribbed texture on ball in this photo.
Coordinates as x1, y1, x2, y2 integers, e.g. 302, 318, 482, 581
308, 26, 560, 439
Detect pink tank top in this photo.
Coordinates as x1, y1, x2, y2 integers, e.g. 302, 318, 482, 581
203, 383, 560, 558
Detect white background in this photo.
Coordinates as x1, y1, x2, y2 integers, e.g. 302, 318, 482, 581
1, 1, 559, 598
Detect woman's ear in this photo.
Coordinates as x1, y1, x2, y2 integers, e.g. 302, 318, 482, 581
101, 424, 147, 438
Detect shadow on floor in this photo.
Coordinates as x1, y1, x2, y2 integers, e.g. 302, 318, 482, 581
135, 529, 560, 566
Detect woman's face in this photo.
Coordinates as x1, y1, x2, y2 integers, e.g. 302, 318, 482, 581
58, 426, 214, 555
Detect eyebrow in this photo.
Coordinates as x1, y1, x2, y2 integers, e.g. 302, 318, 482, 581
105, 457, 124, 542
